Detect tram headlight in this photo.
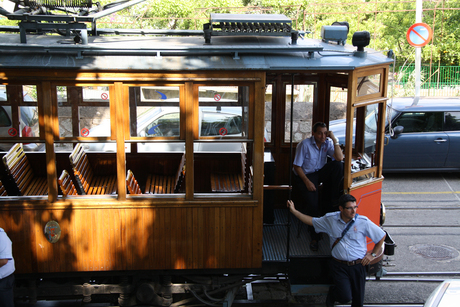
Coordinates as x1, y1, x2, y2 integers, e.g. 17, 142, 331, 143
380, 202, 386, 226
352, 31, 370, 52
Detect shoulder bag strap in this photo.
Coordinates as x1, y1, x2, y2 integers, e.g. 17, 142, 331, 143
331, 214, 359, 249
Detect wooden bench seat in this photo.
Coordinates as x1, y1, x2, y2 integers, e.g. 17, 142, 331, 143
211, 172, 244, 192
58, 169, 78, 197
2, 143, 48, 196
69, 144, 117, 195
210, 145, 249, 193
0, 180, 7, 196
127, 153, 185, 195
126, 169, 142, 195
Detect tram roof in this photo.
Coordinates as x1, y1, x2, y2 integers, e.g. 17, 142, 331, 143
0, 32, 393, 71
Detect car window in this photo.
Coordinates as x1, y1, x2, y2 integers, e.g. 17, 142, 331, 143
393, 112, 443, 133
145, 112, 180, 137
444, 112, 460, 131
0, 106, 11, 127
201, 112, 242, 136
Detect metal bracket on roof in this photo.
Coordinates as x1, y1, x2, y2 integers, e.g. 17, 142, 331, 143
233, 52, 240, 60
19, 21, 88, 44
3, 0, 146, 41
204, 13, 298, 45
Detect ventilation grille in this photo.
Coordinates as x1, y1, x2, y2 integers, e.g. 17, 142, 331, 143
24, 0, 92, 8
214, 21, 292, 34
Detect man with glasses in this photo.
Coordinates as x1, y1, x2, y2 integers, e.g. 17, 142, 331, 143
292, 122, 344, 251
287, 194, 386, 307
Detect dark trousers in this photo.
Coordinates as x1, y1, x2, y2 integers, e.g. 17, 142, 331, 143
330, 259, 366, 307
293, 159, 343, 209
0, 273, 15, 307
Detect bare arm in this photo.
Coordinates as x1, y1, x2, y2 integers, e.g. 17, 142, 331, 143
287, 200, 314, 226
293, 165, 316, 192
361, 233, 386, 266
0, 259, 8, 267
327, 131, 343, 162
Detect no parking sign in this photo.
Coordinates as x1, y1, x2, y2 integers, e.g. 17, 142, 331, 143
406, 23, 433, 47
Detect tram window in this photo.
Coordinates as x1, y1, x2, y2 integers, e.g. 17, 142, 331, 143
0, 106, 11, 127
0, 85, 40, 151
23, 85, 37, 102
285, 84, 314, 143
0, 85, 6, 101
329, 86, 347, 124
357, 74, 381, 97
195, 86, 251, 195
200, 112, 242, 136
264, 84, 272, 143
144, 110, 180, 137
57, 86, 112, 152
129, 86, 180, 139
18, 106, 39, 137
198, 86, 248, 139
54, 142, 74, 152
350, 103, 382, 184
363, 104, 379, 153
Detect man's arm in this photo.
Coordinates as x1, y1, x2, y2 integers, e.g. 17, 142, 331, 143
293, 165, 316, 192
361, 233, 386, 266
327, 131, 343, 161
0, 259, 8, 267
287, 200, 314, 226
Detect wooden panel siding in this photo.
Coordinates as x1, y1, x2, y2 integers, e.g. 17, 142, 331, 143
0, 205, 261, 274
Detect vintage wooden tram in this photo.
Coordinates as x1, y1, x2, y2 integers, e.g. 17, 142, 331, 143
0, 7, 394, 306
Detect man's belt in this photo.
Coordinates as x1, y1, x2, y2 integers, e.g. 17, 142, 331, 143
333, 257, 362, 266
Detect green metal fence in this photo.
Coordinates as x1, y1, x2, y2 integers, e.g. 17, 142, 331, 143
397, 65, 460, 89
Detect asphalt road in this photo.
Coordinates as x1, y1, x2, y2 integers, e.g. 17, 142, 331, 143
364, 172, 460, 305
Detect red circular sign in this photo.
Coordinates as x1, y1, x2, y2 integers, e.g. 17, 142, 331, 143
101, 92, 109, 100
8, 128, 17, 137
406, 23, 433, 47
81, 128, 90, 137
214, 94, 221, 101
219, 127, 228, 136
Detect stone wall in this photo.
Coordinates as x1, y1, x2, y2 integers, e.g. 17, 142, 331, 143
265, 101, 346, 142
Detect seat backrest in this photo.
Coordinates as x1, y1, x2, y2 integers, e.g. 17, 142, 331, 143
0, 180, 7, 196
2, 143, 34, 195
58, 169, 78, 197
126, 169, 142, 195
69, 143, 93, 194
173, 153, 186, 193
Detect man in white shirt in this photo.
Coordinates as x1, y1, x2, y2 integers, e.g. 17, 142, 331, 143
0, 228, 15, 307
288, 194, 385, 307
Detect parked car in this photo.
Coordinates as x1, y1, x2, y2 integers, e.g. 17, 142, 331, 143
424, 279, 460, 307
85, 106, 246, 152
331, 97, 460, 172
0, 91, 40, 151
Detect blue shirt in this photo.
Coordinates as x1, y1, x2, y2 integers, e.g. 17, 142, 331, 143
293, 136, 335, 175
0, 228, 15, 279
312, 212, 385, 261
